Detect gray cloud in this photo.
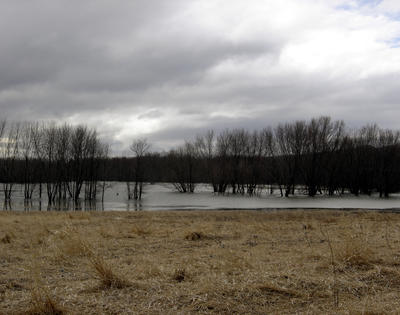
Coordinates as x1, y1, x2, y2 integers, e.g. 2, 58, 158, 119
1, 0, 400, 153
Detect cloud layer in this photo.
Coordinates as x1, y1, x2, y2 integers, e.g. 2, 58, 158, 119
1, 0, 400, 152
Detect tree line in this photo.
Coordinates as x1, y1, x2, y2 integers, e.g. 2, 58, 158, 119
1, 116, 400, 203
117, 116, 400, 198
0, 121, 109, 204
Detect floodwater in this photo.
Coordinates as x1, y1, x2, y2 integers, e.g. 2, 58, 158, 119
1, 182, 400, 211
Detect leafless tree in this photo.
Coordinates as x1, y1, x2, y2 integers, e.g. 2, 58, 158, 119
375, 128, 400, 197
129, 138, 150, 200
344, 124, 379, 196
98, 143, 110, 202
274, 120, 308, 197
0, 122, 21, 200
194, 130, 217, 191
20, 122, 37, 199
302, 117, 345, 196
169, 141, 197, 193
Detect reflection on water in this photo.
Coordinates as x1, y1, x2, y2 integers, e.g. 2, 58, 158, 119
1, 182, 400, 211
0, 183, 172, 211
2, 198, 105, 211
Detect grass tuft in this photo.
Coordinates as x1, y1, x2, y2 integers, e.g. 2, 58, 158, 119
1, 234, 11, 244
172, 268, 186, 282
184, 231, 204, 240
336, 234, 376, 268
61, 226, 131, 289
25, 288, 65, 315
131, 225, 151, 236
88, 254, 131, 289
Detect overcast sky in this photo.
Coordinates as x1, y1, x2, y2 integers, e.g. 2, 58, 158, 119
1, 0, 400, 153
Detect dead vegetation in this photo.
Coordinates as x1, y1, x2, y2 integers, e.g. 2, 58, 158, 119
172, 268, 186, 282
24, 287, 65, 315
184, 231, 205, 240
1, 210, 400, 314
21, 261, 66, 315
87, 253, 132, 289
54, 225, 132, 289
1, 234, 11, 244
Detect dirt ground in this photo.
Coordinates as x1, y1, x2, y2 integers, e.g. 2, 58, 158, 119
1, 209, 400, 314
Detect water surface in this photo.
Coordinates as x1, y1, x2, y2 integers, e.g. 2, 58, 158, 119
1, 182, 400, 211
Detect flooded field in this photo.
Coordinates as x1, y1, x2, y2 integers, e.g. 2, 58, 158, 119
1, 182, 400, 211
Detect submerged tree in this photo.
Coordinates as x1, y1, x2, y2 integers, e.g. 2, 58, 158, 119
129, 138, 150, 200
168, 141, 198, 193
302, 117, 345, 197
375, 129, 400, 197
0, 122, 21, 200
20, 123, 37, 200
274, 120, 308, 197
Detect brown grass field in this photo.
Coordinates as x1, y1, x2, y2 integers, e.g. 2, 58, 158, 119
1, 209, 400, 314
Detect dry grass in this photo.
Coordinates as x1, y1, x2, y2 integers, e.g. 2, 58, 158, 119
184, 231, 205, 240
172, 268, 187, 282
335, 233, 376, 268
25, 287, 65, 315
54, 225, 132, 289
1, 209, 400, 314
87, 253, 132, 289
1, 234, 11, 244
21, 261, 66, 315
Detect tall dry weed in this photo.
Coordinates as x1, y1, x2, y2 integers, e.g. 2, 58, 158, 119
57, 225, 131, 289
320, 225, 339, 308
1, 234, 11, 244
25, 287, 65, 315
87, 253, 131, 289
24, 262, 66, 315
335, 226, 376, 268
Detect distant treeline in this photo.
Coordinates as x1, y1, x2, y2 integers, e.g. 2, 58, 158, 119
1, 116, 400, 203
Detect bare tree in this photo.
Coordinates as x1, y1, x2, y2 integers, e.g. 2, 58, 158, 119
20, 122, 36, 199
214, 130, 231, 193
194, 131, 217, 191
0, 122, 21, 200
41, 124, 59, 204
274, 121, 308, 197
376, 129, 400, 197
129, 138, 150, 200
344, 124, 379, 196
0, 120, 6, 186
30, 122, 47, 199
302, 117, 345, 197
98, 143, 110, 202
169, 141, 197, 193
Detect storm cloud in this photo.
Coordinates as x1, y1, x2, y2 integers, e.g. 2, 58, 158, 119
1, 0, 400, 152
